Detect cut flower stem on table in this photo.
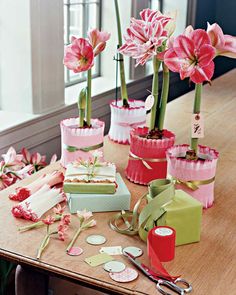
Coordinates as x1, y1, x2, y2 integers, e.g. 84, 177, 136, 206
66, 210, 96, 253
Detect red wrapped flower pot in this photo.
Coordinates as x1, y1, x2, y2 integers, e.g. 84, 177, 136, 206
125, 127, 175, 185
108, 99, 146, 144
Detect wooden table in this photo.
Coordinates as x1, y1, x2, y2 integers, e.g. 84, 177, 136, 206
0, 70, 236, 295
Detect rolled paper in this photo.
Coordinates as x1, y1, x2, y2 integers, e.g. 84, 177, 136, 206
148, 226, 175, 264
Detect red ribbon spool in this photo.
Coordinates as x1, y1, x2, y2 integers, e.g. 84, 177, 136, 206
148, 226, 176, 264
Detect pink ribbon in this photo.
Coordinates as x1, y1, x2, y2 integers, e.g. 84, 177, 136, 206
115, 120, 146, 128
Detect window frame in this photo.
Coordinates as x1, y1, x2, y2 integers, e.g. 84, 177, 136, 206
64, 0, 102, 87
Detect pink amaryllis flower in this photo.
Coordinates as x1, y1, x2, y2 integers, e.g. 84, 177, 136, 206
119, 8, 172, 65
21, 148, 57, 172
64, 37, 94, 73
164, 29, 216, 83
2, 147, 24, 171
87, 28, 111, 56
207, 23, 236, 58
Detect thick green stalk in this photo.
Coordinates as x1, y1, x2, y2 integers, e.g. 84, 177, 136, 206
86, 69, 92, 126
158, 63, 169, 131
149, 58, 161, 131
191, 83, 202, 153
66, 227, 82, 252
114, 0, 128, 105
78, 87, 87, 127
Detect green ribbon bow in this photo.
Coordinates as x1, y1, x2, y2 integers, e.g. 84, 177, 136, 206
65, 142, 103, 153
109, 179, 175, 242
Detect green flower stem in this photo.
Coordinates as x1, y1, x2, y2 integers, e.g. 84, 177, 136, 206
114, 0, 128, 105
149, 57, 161, 131
86, 69, 92, 127
191, 83, 202, 154
66, 227, 82, 252
18, 215, 62, 232
37, 234, 50, 260
78, 88, 87, 127
157, 63, 169, 131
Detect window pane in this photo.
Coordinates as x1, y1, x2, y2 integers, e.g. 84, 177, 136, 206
64, 0, 101, 87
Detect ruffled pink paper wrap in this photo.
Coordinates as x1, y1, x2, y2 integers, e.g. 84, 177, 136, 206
167, 144, 219, 208
125, 127, 175, 185
60, 118, 105, 167
108, 99, 146, 144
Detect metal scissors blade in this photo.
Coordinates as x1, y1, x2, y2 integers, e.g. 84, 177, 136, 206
124, 251, 192, 294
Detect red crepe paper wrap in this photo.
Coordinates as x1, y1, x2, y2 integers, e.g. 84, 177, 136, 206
125, 127, 175, 185
148, 226, 175, 264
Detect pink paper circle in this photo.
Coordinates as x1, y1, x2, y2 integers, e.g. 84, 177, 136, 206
67, 247, 83, 256
109, 268, 138, 283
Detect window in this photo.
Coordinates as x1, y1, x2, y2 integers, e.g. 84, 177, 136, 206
64, 0, 101, 87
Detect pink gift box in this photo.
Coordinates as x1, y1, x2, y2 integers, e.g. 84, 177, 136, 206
167, 144, 219, 208
125, 127, 175, 185
60, 118, 105, 167
108, 99, 146, 144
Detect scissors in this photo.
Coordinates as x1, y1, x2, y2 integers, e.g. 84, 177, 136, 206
124, 251, 192, 295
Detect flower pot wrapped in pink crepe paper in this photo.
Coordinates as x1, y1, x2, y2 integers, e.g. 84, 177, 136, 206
108, 99, 146, 144
125, 127, 175, 185
60, 118, 104, 167
167, 144, 219, 208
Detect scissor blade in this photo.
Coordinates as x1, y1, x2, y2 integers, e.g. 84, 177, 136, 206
124, 251, 157, 280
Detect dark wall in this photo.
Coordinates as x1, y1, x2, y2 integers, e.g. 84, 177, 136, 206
167, 0, 236, 102
195, 0, 236, 78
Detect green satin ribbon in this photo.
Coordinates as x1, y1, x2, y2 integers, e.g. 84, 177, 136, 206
65, 142, 103, 153
172, 176, 215, 191
109, 179, 175, 242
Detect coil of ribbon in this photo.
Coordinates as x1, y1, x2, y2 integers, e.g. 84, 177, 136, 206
128, 151, 167, 170
109, 179, 174, 241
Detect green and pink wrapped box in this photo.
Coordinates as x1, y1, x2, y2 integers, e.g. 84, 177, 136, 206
66, 173, 131, 213
63, 162, 117, 194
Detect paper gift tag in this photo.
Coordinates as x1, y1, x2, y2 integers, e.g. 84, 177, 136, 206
100, 246, 123, 255
145, 95, 155, 111
85, 253, 114, 267
191, 113, 204, 138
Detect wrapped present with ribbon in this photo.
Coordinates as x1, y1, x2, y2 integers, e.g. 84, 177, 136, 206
64, 155, 117, 194
110, 179, 202, 246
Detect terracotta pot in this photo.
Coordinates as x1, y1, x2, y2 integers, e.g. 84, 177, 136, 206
60, 118, 105, 167
108, 99, 146, 144
167, 144, 219, 208
125, 127, 175, 185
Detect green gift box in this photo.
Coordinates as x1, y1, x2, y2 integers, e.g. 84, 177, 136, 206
66, 173, 131, 213
138, 179, 202, 246
64, 162, 116, 194
156, 190, 202, 246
